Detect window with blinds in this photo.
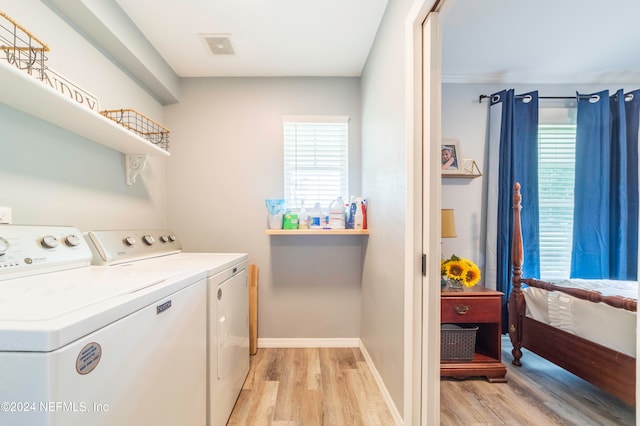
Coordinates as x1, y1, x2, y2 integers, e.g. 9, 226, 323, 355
538, 122, 577, 281
282, 116, 349, 210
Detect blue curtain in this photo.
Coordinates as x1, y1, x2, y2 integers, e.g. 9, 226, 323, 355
571, 90, 639, 279
623, 90, 640, 279
488, 89, 540, 332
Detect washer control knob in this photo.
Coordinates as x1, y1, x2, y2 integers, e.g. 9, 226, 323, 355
124, 236, 136, 246
65, 234, 82, 247
160, 235, 169, 243
0, 237, 9, 256
142, 235, 155, 245
168, 235, 177, 242
41, 235, 60, 249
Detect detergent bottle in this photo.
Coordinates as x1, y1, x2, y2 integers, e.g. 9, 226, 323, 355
328, 197, 345, 229
346, 196, 356, 229
310, 202, 323, 229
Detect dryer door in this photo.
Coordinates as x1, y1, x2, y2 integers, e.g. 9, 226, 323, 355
216, 269, 249, 381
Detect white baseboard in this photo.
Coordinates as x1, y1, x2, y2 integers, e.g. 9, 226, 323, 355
256, 337, 403, 425
358, 341, 404, 426
257, 337, 360, 348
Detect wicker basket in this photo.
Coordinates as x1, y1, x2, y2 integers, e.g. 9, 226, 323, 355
441, 324, 478, 361
100, 109, 170, 152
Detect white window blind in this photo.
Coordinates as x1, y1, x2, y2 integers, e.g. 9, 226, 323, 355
283, 116, 349, 209
538, 122, 576, 281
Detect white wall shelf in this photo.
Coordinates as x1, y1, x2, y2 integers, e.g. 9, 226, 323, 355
0, 61, 169, 158
265, 229, 370, 236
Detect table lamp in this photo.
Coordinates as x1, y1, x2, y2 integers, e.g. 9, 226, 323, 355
441, 209, 457, 239
440, 208, 457, 286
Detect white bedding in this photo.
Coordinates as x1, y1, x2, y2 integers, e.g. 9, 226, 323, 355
523, 279, 637, 357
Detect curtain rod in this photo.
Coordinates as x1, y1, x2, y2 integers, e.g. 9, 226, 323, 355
478, 94, 577, 103
479, 92, 636, 104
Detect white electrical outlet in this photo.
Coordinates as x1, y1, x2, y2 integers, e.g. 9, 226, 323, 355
0, 207, 12, 224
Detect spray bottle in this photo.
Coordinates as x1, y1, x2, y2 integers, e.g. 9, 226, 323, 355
354, 197, 367, 230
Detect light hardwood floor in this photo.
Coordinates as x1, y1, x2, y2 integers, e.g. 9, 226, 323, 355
442, 336, 635, 425
228, 340, 635, 425
228, 347, 395, 425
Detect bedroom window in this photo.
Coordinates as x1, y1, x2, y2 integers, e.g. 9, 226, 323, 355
283, 116, 349, 210
538, 107, 577, 281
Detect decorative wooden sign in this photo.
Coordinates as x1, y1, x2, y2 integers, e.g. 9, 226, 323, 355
42, 67, 100, 112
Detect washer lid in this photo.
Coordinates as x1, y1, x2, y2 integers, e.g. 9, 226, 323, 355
0, 266, 187, 321
0, 265, 202, 352
116, 252, 249, 276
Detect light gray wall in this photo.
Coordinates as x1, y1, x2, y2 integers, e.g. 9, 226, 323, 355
163, 77, 364, 339
359, 0, 415, 414
1, 1, 166, 231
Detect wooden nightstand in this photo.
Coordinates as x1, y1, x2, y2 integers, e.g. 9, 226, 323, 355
440, 286, 507, 382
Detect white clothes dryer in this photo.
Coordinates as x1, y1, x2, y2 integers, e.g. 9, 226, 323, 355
86, 229, 249, 426
0, 225, 207, 426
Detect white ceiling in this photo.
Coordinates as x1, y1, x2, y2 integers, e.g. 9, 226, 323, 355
440, 0, 640, 84
114, 0, 640, 84
114, 0, 388, 77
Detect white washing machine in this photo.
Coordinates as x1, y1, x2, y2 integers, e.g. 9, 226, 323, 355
85, 229, 249, 426
0, 225, 207, 426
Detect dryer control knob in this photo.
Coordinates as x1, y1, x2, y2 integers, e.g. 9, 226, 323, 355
160, 235, 169, 243
65, 234, 82, 247
143, 235, 155, 245
41, 235, 60, 249
0, 237, 9, 255
124, 236, 136, 246
168, 235, 177, 242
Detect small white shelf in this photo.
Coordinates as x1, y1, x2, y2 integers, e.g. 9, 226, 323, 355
0, 61, 169, 158
442, 159, 482, 179
265, 229, 370, 236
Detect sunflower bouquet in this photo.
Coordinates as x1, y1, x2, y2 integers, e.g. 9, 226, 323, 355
441, 254, 481, 288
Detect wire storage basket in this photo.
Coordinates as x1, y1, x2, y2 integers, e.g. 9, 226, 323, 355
100, 109, 170, 152
0, 12, 49, 81
440, 324, 478, 361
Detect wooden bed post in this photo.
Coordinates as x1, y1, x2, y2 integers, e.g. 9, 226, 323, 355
503, 182, 636, 404
508, 182, 525, 366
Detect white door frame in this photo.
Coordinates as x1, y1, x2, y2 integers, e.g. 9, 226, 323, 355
404, 0, 441, 424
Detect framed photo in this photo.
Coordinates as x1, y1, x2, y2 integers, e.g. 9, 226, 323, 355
441, 139, 462, 174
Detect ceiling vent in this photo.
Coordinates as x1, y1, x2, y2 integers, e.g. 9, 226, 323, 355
200, 34, 235, 55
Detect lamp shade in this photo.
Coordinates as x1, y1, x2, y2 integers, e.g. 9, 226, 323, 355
441, 209, 457, 238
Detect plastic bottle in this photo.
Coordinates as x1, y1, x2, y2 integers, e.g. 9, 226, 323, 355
310, 202, 323, 229
298, 200, 309, 229
354, 197, 366, 230
361, 198, 367, 229
347, 196, 356, 229
328, 197, 345, 229
344, 202, 350, 229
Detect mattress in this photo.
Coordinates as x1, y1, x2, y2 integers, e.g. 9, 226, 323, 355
524, 279, 637, 357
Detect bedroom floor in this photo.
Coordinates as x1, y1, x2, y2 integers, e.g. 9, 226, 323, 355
440, 336, 635, 425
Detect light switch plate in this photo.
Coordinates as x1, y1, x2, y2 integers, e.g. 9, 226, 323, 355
0, 207, 12, 224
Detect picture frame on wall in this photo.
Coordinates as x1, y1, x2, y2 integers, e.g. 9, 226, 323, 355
441, 139, 461, 173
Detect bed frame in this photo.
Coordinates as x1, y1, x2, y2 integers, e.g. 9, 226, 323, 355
508, 182, 637, 407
